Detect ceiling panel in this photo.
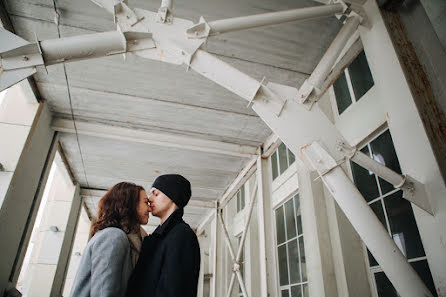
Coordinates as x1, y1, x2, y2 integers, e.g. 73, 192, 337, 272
5, 0, 343, 228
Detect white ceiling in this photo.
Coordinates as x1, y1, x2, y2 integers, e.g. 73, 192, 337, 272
4, 0, 343, 228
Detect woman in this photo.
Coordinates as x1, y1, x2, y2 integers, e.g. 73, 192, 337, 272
70, 182, 151, 297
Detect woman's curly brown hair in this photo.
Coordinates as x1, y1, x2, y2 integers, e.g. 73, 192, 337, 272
90, 182, 145, 238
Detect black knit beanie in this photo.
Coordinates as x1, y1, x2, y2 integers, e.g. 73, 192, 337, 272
152, 174, 192, 208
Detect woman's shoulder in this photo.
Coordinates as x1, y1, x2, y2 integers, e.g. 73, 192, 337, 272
92, 227, 129, 245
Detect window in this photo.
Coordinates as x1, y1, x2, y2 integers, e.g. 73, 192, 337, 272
350, 130, 437, 297
333, 50, 374, 115
271, 143, 296, 181
236, 185, 245, 213
237, 236, 245, 297
275, 194, 308, 297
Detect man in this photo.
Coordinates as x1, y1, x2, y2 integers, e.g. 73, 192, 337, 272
126, 174, 201, 297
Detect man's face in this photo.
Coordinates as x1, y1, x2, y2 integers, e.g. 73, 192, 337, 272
149, 187, 175, 218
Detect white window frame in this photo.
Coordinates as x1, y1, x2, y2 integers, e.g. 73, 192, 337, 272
272, 192, 308, 297
330, 49, 375, 117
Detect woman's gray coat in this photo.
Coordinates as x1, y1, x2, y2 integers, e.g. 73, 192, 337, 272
70, 227, 132, 297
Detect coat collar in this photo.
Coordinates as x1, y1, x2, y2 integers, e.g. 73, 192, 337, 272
153, 208, 184, 237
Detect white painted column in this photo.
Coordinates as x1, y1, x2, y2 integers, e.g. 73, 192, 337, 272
0, 92, 53, 296
50, 184, 81, 297
61, 207, 91, 296
323, 180, 372, 297
296, 163, 339, 297
256, 155, 278, 297
210, 209, 219, 297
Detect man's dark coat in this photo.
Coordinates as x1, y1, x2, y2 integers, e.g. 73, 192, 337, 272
126, 209, 201, 297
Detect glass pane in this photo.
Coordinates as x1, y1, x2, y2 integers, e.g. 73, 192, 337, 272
288, 148, 295, 166
279, 143, 288, 174
367, 249, 378, 267
348, 51, 374, 101
368, 200, 387, 267
370, 130, 402, 195
288, 239, 300, 284
370, 200, 387, 227
278, 245, 289, 286
384, 191, 425, 259
303, 284, 308, 297
299, 236, 307, 282
281, 289, 290, 297
350, 146, 380, 202
411, 260, 438, 297
294, 195, 303, 235
276, 207, 286, 244
272, 151, 279, 180
291, 285, 302, 297
333, 71, 352, 114
374, 272, 398, 297
285, 199, 297, 240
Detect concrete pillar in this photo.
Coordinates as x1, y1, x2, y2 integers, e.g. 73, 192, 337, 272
0, 95, 54, 296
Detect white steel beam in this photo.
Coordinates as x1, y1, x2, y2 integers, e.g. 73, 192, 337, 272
338, 142, 433, 214
255, 154, 270, 297
196, 209, 216, 235
316, 37, 363, 100
302, 142, 433, 297
0, 104, 55, 296
218, 211, 249, 297
52, 118, 257, 158
50, 184, 81, 297
297, 16, 361, 105
80, 188, 215, 209
218, 157, 257, 209
211, 207, 218, 297
261, 133, 281, 158
235, 180, 257, 262
186, 4, 346, 38
219, 175, 258, 297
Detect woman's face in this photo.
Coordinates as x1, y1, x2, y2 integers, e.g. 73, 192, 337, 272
136, 190, 151, 225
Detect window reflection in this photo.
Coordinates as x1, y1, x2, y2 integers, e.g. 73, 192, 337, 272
333, 71, 352, 114
384, 191, 425, 259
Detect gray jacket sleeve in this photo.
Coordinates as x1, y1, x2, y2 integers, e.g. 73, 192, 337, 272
90, 228, 131, 297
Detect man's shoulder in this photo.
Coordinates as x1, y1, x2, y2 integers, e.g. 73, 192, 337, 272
169, 220, 197, 240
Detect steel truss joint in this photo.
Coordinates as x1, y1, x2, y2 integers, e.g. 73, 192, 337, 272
186, 16, 211, 39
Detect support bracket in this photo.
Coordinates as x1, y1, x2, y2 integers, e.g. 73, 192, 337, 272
157, 6, 173, 24
186, 16, 211, 39
337, 141, 434, 215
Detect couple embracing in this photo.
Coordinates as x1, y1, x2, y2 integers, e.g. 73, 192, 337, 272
70, 174, 200, 297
